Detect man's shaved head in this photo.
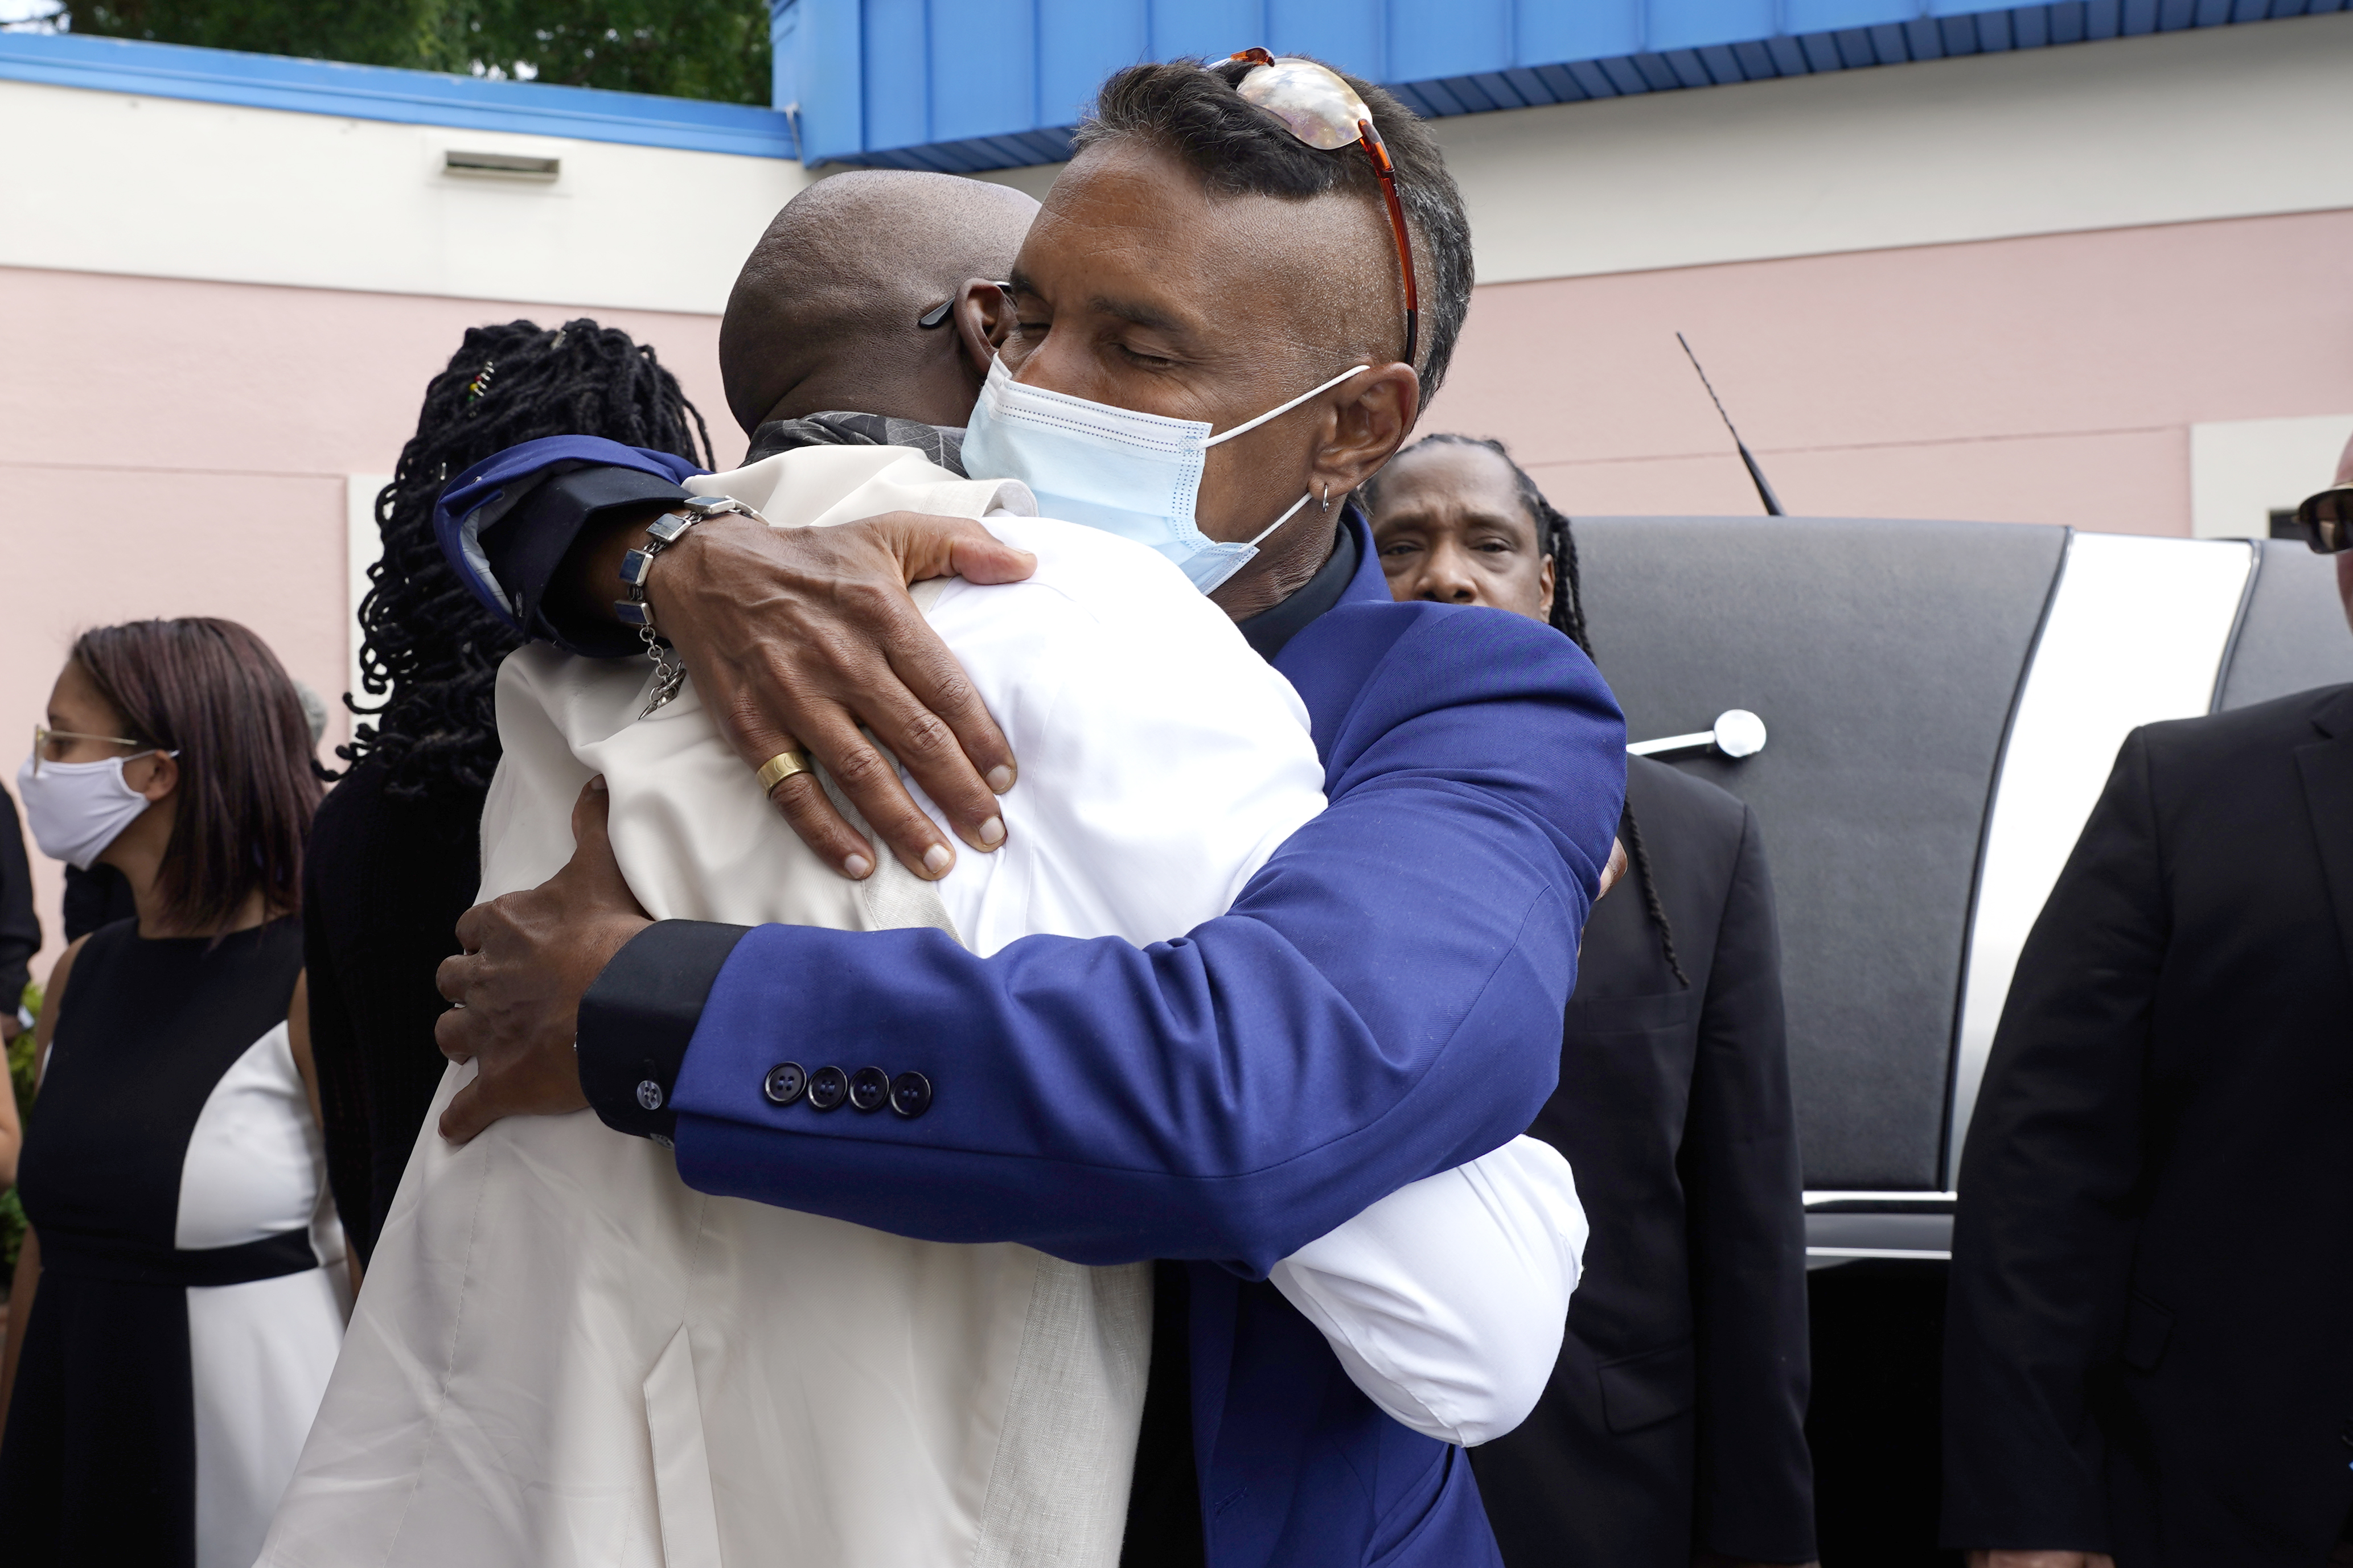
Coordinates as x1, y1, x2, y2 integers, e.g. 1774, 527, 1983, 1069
718, 170, 1038, 436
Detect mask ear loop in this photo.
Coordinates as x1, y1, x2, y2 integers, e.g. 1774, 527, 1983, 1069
1243, 491, 1316, 548
1202, 365, 1369, 447
1206, 365, 1367, 555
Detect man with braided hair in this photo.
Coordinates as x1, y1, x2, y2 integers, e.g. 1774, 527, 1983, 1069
1364, 434, 1816, 1568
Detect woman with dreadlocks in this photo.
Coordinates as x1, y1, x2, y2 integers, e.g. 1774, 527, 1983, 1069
305, 319, 710, 1267
1363, 435, 1818, 1568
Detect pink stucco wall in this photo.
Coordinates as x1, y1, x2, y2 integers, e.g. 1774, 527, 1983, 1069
0, 265, 726, 970
1430, 207, 2353, 529
5, 204, 2350, 974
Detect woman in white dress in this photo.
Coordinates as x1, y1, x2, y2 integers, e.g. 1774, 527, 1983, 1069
0, 617, 346, 1568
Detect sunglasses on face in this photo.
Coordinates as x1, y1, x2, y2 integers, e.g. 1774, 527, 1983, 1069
2298, 485, 2353, 554
1226, 48, 1420, 372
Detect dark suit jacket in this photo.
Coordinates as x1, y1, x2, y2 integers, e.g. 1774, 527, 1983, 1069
1476, 755, 1816, 1566
0, 784, 39, 1008
1943, 684, 2353, 1566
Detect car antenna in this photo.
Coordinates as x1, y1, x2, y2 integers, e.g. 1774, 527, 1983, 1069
1676, 332, 1784, 516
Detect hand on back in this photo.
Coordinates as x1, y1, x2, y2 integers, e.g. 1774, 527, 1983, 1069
435, 779, 650, 1145
647, 509, 1035, 882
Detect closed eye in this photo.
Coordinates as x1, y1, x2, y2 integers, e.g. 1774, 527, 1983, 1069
1116, 341, 1178, 371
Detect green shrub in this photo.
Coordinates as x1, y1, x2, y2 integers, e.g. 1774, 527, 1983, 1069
3, 981, 40, 1279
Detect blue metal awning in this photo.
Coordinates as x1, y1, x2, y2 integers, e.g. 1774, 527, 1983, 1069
774, 0, 2343, 172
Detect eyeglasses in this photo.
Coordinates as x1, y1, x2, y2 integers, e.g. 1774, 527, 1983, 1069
1227, 48, 1419, 372
2297, 484, 2353, 554
31, 725, 169, 776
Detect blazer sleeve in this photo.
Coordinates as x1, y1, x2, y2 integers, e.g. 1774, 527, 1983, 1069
432, 436, 702, 656
1681, 803, 1817, 1564
1940, 730, 2166, 1554
654, 606, 1625, 1276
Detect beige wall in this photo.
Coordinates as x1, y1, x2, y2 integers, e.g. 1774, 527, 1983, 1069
0, 264, 728, 968
1426, 207, 2353, 531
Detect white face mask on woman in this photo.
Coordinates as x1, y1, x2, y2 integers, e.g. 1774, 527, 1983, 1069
17, 749, 169, 870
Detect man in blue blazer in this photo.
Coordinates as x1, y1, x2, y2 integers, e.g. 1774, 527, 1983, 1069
432, 59, 1624, 1568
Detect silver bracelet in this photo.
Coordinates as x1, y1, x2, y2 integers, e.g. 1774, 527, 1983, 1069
617, 495, 767, 717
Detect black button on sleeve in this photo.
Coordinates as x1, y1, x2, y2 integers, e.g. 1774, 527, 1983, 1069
888, 1072, 933, 1119
806, 1065, 848, 1112
578, 919, 752, 1142
762, 1061, 807, 1106
848, 1066, 890, 1113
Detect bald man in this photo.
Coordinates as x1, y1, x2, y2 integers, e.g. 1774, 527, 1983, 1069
719, 170, 1040, 447
1941, 432, 2353, 1568
474, 172, 1044, 660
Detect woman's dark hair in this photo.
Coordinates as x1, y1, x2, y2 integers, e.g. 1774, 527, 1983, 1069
72, 618, 323, 934
1366, 433, 1689, 988
1073, 56, 1475, 400
342, 319, 713, 800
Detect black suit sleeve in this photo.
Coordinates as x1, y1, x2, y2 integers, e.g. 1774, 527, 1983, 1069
577, 919, 753, 1143
1941, 730, 2166, 1554
1681, 803, 1817, 1563
0, 785, 40, 1012
480, 465, 688, 657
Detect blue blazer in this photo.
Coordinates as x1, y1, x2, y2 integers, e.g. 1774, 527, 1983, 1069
438, 437, 1627, 1567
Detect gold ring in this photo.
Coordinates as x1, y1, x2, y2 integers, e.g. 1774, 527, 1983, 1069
756, 749, 812, 794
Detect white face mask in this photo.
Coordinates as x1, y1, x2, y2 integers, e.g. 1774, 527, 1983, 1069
17, 750, 165, 871
960, 353, 1368, 594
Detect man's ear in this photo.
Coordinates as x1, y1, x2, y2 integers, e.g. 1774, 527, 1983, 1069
951, 277, 1012, 385
1311, 363, 1421, 505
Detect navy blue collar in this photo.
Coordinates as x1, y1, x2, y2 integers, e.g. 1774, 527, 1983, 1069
1235, 503, 1381, 664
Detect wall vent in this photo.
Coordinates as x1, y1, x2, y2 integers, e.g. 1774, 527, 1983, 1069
443, 150, 559, 180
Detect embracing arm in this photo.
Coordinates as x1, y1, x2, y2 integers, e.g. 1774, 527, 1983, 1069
1269, 1135, 1585, 1446
1940, 732, 2163, 1559
435, 437, 1032, 876
643, 605, 1623, 1272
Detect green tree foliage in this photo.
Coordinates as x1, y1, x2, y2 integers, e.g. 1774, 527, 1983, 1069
56, 0, 773, 105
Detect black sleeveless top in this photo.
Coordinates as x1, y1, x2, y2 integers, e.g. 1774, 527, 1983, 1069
0, 916, 316, 1568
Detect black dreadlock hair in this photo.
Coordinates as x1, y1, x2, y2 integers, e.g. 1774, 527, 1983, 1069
339, 319, 713, 800
1366, 433, 1689, 989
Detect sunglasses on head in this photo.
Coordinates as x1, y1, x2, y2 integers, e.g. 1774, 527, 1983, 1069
2298, 484, 2353, 554
1225, 48, 1420, 373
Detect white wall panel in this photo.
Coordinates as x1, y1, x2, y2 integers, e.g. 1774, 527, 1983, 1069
2190, 414, 2353, 540
0, 80, 810, 313
1945, 532, 2252, 1185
